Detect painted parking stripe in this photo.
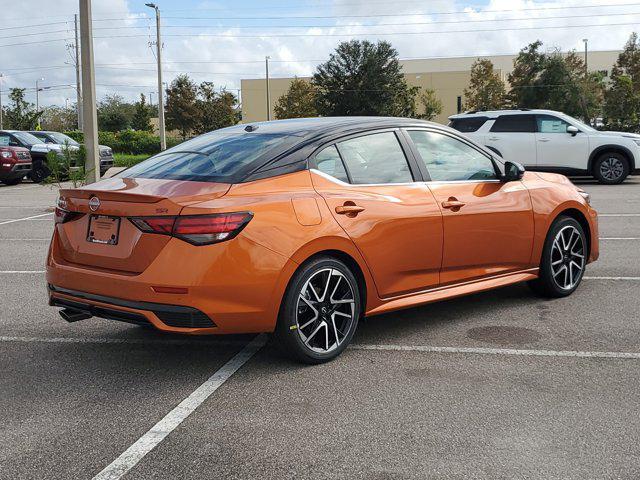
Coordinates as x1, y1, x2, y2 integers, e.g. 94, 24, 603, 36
599, 213, 640, 217
584, 276, 640, 280
600, 237, 640, 240
91, 334, 267, 480
351, 343, 640, 359
0, 270, 46, 274
0, 212, 52, 225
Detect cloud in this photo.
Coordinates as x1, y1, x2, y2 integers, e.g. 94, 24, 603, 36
1, 0, 638, 108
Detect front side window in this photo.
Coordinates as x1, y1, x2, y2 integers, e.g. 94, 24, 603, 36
536, 115, 572, 134
337, 132, 413, 184
119, 131, 299, 183
408, 130, 497, 181
314, 145, 349, 182
490, 115, 536, 133
0, 134, 10, 146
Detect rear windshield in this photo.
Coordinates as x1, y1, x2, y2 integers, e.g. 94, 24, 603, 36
118, 131, 299, 183
449, 117, 488, 133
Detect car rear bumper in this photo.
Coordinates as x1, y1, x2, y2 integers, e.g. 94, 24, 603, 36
46, 231, 296, 334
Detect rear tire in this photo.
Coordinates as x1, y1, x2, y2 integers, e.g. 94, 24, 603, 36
29, 164, 49, 183
275, 256, 361, 364
528, 216, 587, 298
593, 152, 629, 184
1, 177, 23, 186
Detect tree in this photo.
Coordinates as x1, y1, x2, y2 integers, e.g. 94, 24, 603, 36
130, 93, 152, 131
4, 88, 42, 130
313, 40, 418, 117
603, 33, 640, 130
194, 82, 238, 134
416, 88, 442, 120
165, 74, 199, 139
98, 94, 133, 132
507, 41, 547, 108
463, 58, 506, 111
274, 78, 318, 119
40, 105, 77, 132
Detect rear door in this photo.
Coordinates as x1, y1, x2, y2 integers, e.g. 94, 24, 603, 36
535, 114, 589, 170
311, 130, 443, 298
486, 114, 537, 167
406, 128, 534, 285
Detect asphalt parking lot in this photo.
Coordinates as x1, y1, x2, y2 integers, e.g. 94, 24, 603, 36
1, 177, 640, 480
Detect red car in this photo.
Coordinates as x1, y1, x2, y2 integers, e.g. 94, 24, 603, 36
0, 146, 32, 185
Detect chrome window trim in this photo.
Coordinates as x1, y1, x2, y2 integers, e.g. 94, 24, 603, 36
309, 168, 418, 187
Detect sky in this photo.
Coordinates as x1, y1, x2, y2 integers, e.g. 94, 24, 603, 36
1, 0, 640, 109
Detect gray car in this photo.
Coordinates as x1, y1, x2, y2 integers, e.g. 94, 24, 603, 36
28, 131, 114, 176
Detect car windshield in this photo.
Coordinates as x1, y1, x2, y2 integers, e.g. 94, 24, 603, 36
12, 131, 43, 146
118, 131, 299, 183
560, 114, 597, 133
49, 132, 80, 146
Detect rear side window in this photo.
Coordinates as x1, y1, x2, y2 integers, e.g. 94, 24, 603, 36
119, 131, 299, 183
490, 115, 536, 133
449, 117, 488, 133
314, 145, 349, 182
337, 132, 413, 184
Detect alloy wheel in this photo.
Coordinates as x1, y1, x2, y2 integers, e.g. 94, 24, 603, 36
600, 157, 624, 181
550, 225, 585, 290
295, 268, 356, 354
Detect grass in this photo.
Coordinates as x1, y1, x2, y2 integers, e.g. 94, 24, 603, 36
113, 153, 149, 168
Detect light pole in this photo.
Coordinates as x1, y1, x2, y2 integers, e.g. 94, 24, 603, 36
583, 38, 588, 77
35, 77, 45, 129
146, 3, 166, 150
65, 98, 70, 109
265, 56, 271, 121
0, 73, 4, 130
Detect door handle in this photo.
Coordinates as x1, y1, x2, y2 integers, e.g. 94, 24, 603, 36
335, 204, 365, 216
488, 136, 499, 141
538, 138, 550, 142
441, 198, 466, 210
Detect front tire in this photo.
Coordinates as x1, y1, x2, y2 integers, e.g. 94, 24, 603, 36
593, 152, 629, 184
275, 256, 361, 364
1, 177, 23, 186
29, 164, 50, 183
528, 216, 587, 298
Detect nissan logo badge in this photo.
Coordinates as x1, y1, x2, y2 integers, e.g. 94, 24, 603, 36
88, 196, 100, 212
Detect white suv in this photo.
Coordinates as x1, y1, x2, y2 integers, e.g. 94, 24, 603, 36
448, 109, 640, 184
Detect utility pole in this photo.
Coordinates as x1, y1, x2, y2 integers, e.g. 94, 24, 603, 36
265, 56, 271, 121
74, 14, 83, 130
35, 77, 44, 129
79, 0, 100, 183
146, 3, 166, 150
583, 38, 589, 77
0, 73, 3, 130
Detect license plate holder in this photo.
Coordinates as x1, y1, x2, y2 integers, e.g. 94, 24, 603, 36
87, 215, 120, 245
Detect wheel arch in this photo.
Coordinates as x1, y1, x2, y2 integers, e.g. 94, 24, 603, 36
552, 207, 592, 260
588, 145, 635, 173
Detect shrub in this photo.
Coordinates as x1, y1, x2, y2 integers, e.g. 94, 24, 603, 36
63, 129, 182, 155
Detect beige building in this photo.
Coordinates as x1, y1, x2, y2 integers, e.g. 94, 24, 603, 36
241, 50, 620, 125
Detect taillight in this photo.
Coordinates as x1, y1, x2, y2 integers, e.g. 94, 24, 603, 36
54, 207, 84, 224
129, 212, 253, 245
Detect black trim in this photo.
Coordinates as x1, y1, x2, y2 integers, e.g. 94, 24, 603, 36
48, 285, 216, 328
51, 296, 152, 326
588, 145, 636, 173
524, 166, 590, 176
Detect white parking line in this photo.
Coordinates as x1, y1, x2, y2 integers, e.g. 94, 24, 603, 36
0, 270, 46, 274
0, 238, 50, 241
599, 213, 640, 217
584, 276, 640, 280
92, 334, 267, 480
351, 343, 640, 359
0, 213, 52, 225
600, 237, 640, 240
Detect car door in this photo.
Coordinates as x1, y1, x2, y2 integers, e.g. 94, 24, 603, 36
486, 114, 537, 167
535, 114, 589, 171
310, 130, 443, 298
405, 128, 534, 286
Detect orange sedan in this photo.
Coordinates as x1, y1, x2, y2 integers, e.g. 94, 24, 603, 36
47, 117, 598, 363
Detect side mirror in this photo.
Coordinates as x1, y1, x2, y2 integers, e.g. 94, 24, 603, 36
567, 125, 579, 136
503, 161, 525, 182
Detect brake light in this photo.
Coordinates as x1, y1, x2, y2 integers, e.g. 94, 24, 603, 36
129, 212, 253, 245
54, 207, 84, 224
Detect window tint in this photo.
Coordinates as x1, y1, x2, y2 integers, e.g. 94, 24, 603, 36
337, 132, 413, 184
536, 115, 572, 134
449, 117, 488, 133
119, 131, 299, 183
314, 145, 349, 182
490, 114, 535, 133
408, 130, 497, 181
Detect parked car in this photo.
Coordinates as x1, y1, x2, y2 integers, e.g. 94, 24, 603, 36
0, 130, 51, 182
47, 117, 598, 363
449, 109, 640, 184
28, 131, 114, 177
0, 145, 32, 185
